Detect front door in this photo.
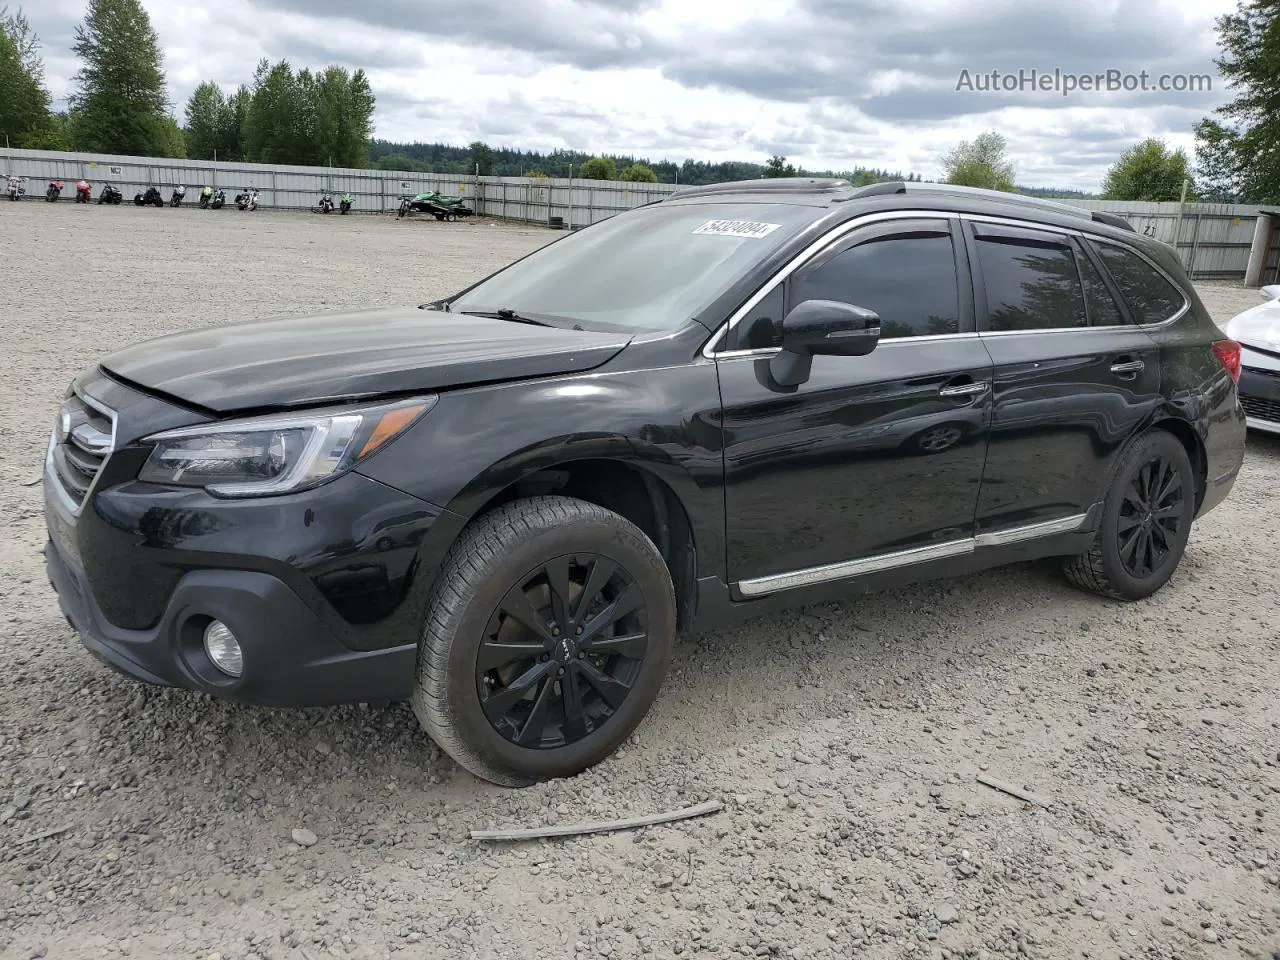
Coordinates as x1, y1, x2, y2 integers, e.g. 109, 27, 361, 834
718, 216, 994, 595
961, 218, 1165, 537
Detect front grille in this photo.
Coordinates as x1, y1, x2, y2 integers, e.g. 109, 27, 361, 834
1241, 393, 1280, 425
48, 392, 115, 511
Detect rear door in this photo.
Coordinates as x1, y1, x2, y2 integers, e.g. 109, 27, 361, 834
964, 218, 1164, 537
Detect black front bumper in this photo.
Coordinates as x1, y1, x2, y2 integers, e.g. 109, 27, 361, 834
44, 536, 418, 706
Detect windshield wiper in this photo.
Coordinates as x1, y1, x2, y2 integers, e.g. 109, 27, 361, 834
458, 308, 559, 328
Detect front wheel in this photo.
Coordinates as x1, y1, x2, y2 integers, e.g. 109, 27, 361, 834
411, 496, 677, 787
1062, 429, 1196, 601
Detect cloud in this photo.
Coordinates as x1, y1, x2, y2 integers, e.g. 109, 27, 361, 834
19, 0, 1238, 191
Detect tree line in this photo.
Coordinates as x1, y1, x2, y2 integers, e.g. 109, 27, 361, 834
0, 0, 375, 166
1, 0, 1274, 200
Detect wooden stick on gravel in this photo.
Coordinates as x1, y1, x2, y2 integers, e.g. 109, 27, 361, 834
976, 773, 1051, 808
14, 824, 73, 845
470, 799, 724, 842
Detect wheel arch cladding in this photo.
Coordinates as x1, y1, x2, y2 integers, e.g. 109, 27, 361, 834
1149, 417, 1207, 511
448, 456, 701, 633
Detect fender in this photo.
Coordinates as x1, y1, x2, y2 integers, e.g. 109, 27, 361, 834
356, 355, 729, 590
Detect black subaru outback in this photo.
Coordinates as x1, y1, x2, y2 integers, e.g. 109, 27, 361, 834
43, 178, 1247, 786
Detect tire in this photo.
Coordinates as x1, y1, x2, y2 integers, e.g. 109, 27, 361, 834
411, 496, 677, 787
1062, 429, 1196, 601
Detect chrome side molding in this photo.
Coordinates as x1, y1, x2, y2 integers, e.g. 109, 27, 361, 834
736, 511, 1092, 598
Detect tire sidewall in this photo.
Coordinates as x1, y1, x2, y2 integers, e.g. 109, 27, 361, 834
1097, 431, 1195, 598
426, 512, 676, 782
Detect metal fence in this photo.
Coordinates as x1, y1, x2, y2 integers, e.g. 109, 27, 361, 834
0, 148, 674, 228
3, 148, 1275, 279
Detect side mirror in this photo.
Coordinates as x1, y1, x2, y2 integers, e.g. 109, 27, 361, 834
770, 299, 881, 387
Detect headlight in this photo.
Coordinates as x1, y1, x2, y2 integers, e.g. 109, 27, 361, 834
138, 396, 436, 496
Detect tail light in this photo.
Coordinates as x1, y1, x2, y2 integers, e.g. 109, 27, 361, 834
1212, 339, 1241, 383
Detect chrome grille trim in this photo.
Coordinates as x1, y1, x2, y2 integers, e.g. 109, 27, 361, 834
45, 389, 117, 516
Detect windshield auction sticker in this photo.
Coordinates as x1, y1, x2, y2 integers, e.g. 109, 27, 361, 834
692, 219, 782, 239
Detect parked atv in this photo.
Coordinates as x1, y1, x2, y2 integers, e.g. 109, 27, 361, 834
97, 183, 123, 204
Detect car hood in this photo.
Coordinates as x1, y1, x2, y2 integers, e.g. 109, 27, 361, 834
98, 306, 633, 413
1225, 297, 1280, 356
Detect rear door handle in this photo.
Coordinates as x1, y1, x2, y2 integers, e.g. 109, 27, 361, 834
1110, 360, 1146, 375
938, 381, 989, 398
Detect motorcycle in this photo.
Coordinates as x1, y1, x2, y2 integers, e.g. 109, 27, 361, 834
46, 179, 64, 202
97, 183, 123, 204
339, 193, 353, 215
318, 192, 334, 214
210, 188, 226, 210
198, 185, 213, 209
6, 175, 25, 201
235, 188, 259, 211
170, 185, 186, 208
133, 186, 164, 207
75, 180, 92, 203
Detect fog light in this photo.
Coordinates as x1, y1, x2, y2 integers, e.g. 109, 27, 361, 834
203, 620, 243, 677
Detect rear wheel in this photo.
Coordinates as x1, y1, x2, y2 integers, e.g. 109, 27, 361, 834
411, 496, 677, 786
1062, 429, 1196, 601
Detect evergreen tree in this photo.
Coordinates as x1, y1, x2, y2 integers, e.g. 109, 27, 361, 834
0, 9, 50, 148
68, 0, 180, 156
1193, 0, 1279, 203
183, 81, 238, 160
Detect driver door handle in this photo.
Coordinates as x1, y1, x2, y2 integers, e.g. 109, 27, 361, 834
1110, 359, 1146, 375
939, 381, 989, 398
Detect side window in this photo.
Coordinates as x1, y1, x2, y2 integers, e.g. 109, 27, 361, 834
791, 227, 961, 339
1089, 241, 1187, 324
973, 231, 1087, 331
1076, 243, 1128, 326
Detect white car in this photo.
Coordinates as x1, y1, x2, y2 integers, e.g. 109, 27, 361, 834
1225, 284, 1280, 435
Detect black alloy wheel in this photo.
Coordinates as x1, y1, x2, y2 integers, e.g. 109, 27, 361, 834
411, 496, 676, 787
1062, 429, 1196, 601
1115, 454, 1186, 579
477, 554, 649, 750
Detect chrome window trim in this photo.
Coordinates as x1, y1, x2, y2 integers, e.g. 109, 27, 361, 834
701, 208, 1190, 360
711, 331, 983, 362
735, 512, 1089, 597
701, 210, 964, 359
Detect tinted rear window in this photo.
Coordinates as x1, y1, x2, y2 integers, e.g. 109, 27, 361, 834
1090, 241, 1187, 324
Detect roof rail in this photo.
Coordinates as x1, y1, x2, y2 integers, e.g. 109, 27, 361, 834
846, 180, 1136, 232
667, 177, 853, 200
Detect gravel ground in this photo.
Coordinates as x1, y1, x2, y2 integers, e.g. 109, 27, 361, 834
1, 202, 1278, 960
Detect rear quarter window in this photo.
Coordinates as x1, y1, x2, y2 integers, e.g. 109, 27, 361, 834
1089, 240, 1188, 325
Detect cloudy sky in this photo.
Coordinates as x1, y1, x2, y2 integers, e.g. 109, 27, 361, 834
27, 0, 1236, 190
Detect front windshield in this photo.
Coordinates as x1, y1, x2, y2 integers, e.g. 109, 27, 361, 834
449, 201, 818, 331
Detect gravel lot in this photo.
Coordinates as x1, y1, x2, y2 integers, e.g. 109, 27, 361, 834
1, 201, 1278, 960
